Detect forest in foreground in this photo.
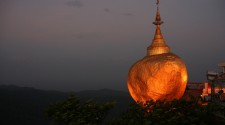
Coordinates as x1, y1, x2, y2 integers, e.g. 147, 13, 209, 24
1, 85, 225, 125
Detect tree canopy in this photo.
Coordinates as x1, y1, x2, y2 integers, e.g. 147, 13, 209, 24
46, 95, 115, 125
47, 95, 225, 125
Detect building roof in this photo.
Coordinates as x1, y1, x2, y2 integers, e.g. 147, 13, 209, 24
218, 62, 225, 67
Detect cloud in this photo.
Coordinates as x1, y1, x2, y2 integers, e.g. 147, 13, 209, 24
122, 13, 134, 16
75, 34, 84, 39
65, 0, 84, 8
104, 8, 110, 13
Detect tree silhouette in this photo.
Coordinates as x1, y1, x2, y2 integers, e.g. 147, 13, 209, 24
46, 95, 115, 125
109, 98, 225, 125
47, 95, 225, 125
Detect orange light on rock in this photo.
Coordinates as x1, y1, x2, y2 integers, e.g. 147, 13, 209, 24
127, 2, 188, 103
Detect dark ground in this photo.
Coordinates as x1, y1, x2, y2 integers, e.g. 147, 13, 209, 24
0, 85, 132, 125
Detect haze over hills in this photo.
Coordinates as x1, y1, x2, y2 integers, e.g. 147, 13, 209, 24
0, 85, 132, 125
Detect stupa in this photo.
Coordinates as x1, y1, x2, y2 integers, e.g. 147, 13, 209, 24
127, 0, 188, 103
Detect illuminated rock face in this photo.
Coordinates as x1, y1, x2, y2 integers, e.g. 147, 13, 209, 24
127, 4, 188, 103
127, 53, 188, 102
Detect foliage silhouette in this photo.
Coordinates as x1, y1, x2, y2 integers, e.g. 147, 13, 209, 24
109, 97, 225, 125
46, 95, 115, 125
47, 94, 225, 125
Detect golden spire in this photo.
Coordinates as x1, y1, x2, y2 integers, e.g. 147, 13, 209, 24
147, 1, 170, 56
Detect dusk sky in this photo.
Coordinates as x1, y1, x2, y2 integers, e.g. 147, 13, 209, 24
1, 0, 225, 92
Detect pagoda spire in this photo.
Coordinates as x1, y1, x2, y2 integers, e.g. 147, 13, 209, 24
147, 0, 170, 56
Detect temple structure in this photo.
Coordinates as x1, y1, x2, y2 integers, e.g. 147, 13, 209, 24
203, 62, 225, 102
127, 1, 188, 103
147, 6, 170, 56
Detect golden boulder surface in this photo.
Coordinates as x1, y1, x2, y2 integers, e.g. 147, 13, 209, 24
127, 2, 188, 103
127, 53, 188, 103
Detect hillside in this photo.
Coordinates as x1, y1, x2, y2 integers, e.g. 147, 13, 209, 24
0, 85, 132, 125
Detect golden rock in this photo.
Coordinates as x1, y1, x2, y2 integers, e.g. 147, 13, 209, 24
127, 4, 188, 103
127, 53, 188, 102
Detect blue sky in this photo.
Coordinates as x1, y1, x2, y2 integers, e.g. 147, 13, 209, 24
1, 0, 225, 91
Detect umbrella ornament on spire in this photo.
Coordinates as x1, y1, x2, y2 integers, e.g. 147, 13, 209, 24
156, 0, 159, 5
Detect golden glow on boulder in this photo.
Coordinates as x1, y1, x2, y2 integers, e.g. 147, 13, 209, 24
127, 2, 188, 103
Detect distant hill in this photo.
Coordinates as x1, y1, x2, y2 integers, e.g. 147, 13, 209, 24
76, 88, 129, 97
0, 85, 132, 125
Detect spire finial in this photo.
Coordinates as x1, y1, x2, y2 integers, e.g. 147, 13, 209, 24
156, 0, 159, 5
153, 0, 163, 25
147, 0, 170, 56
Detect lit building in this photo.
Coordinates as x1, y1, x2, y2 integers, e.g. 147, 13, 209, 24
202, 62, 225, 102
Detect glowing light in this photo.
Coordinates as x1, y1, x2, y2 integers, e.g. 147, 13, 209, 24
127, 53, 188, 103
127, 2, 188, 103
